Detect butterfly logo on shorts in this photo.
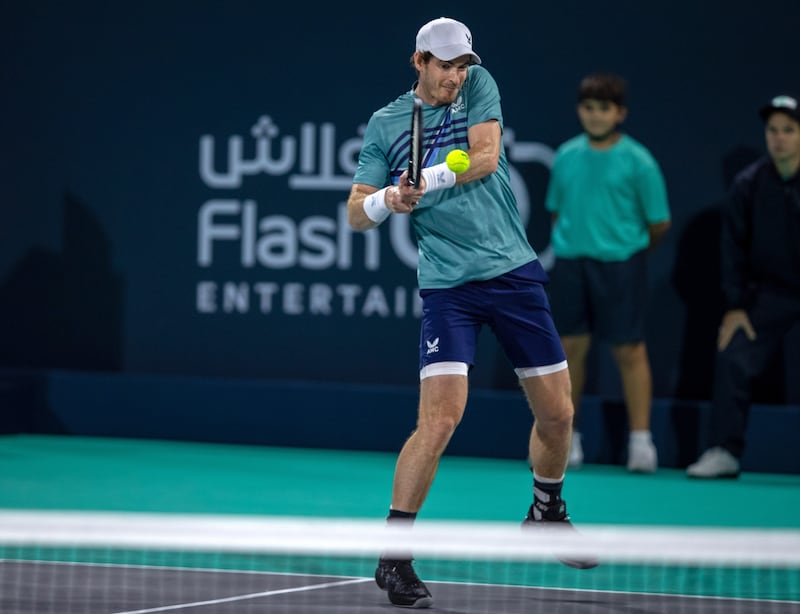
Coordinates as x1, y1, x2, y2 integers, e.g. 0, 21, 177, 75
426, 338, 440, 355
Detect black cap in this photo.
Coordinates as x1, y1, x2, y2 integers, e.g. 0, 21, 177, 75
759, 95, 800, 123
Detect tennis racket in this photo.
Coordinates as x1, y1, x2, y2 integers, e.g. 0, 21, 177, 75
408, 97, 423, 187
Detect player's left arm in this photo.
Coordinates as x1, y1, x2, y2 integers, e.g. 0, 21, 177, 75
457, 119, 501, 185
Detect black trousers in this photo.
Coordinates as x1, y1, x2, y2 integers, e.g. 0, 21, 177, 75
709, 289, 800, 458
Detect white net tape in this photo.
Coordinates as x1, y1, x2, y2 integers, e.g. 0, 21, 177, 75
1, 510, 798, 567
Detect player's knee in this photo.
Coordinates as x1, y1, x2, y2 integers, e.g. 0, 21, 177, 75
424, 415, 461, 437
417, 408, 461, 441
412, 420, 459, 455
536, 399, 573, 434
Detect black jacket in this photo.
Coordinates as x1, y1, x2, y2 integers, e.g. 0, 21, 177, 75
721, 157, 800, 310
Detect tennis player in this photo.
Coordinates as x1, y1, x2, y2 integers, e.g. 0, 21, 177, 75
347, 17, 596, 609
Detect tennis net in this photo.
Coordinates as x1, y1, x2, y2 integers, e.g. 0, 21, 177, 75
1, 510, 798, 613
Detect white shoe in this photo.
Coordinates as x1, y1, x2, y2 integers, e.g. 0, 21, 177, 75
627, 432, 657, 473
568, 432, 583, 468
687, 447, 740, 479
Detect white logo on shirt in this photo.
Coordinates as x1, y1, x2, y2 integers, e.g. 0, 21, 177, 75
450, 95, 465, 114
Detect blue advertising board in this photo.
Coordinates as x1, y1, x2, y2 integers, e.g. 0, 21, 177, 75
2, 1, 798, 405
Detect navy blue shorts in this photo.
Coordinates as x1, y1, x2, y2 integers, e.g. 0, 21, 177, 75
547, 251, 647, 344
418, 260, 567, 377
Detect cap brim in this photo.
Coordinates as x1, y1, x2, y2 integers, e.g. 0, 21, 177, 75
429, 44, 482, 65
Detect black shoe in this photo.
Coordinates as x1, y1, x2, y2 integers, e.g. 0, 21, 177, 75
522, 503, 599, 570
375, 558, 433, 608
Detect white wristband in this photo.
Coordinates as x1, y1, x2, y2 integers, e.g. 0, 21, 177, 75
363, 187, 392, 224
421, 163, 456, 193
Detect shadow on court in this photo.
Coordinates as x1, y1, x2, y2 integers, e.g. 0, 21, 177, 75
1, 561, 797, 613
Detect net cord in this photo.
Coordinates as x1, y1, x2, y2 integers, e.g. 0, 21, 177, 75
1, 510, 798, 567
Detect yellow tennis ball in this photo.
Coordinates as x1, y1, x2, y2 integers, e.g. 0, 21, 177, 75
446, 149, 470, 174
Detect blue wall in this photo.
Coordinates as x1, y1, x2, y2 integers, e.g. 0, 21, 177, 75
2, 369, 797, 473
2, 2, 799, 458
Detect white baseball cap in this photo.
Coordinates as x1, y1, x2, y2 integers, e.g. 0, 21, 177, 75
415, 17, 482, 65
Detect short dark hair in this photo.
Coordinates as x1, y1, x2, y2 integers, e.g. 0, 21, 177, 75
410, 50, 434, 75
578, 73, 627, 107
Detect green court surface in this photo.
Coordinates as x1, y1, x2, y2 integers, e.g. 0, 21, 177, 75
2, 434, 799, 607
1, 433, 798, 528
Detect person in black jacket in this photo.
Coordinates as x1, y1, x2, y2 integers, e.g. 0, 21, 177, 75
687, 94, 800, 478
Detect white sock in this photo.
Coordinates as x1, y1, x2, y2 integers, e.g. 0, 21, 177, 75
629, 430, 652, 444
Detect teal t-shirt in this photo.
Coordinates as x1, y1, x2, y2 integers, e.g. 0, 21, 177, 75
353, 65, 536, 289
545, 133, 671, 261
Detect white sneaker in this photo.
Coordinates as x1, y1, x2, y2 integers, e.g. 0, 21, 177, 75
568, 432, 583, 468
627, 432, 657, 473
687, 447, 740, 479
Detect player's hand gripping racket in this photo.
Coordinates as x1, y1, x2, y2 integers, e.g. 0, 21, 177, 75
408, 97, 423, 187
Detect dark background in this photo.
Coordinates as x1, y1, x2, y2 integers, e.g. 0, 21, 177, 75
2, 2, 798, 460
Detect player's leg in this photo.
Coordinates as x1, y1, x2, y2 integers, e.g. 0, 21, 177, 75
378, 371, 469, 609
390, 372, 468, 513
390, 285, 480, 511
489, 260, 597, 569
517, 356, 599, 569
489, 260, 573, 481
521, 368, 573, 479
377, 285, 481, 608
